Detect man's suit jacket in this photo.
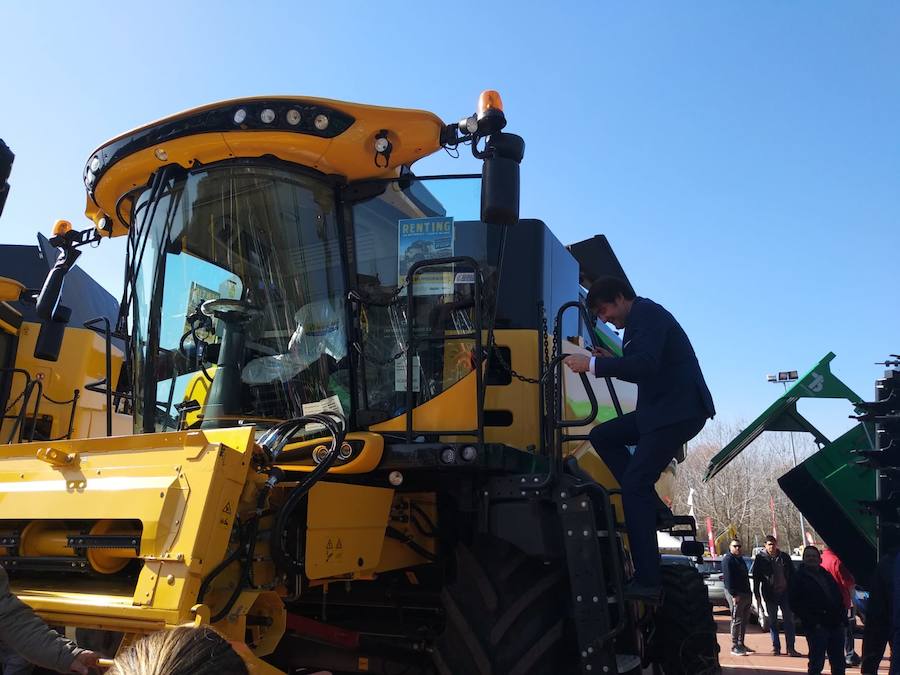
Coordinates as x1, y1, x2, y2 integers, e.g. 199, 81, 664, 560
593, 297, 715, 433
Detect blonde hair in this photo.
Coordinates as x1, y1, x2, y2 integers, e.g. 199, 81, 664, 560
107, 626, 248, 675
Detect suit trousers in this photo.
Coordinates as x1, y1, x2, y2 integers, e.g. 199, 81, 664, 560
588, 411, 706, 586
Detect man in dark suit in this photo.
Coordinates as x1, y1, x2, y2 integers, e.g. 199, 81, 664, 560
564, 276, 715, 602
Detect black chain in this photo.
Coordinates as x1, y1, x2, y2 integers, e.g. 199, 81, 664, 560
490, 344, 540, 384
488, 304, 552, 385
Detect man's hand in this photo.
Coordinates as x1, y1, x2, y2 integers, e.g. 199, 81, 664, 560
69, 651, 100, 674
564, 354, 591, 374
591, 346, 614, 358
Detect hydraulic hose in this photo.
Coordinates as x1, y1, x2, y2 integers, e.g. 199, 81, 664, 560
269, 413, 346, 575
200, 465, 284, 623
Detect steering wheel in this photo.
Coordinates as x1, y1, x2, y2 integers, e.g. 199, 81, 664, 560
201, 298, 262, 322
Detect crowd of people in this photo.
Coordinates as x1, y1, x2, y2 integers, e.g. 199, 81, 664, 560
722, 534, 895, 675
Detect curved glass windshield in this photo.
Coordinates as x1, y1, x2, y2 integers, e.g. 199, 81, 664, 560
131, 164, 347, 432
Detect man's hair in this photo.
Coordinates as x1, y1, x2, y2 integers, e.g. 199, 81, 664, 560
730, 540, 741, 547
585, 276, 635, 309
107, 626, 248, 675
803, 545, 820, 555
765, 535, 777, 544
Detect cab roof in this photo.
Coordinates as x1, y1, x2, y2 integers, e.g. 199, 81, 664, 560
83, 96, 447, 236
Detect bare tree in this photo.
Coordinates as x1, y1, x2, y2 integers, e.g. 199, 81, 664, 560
672, 419, 819, 554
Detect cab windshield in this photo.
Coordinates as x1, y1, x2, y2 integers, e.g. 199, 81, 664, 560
129, 164, 502, 434
131, 163, 347, 432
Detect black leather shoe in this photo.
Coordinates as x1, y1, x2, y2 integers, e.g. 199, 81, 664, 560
624, 581, 663, 605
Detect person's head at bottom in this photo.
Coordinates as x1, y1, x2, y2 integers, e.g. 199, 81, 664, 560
107, 625, 249, 675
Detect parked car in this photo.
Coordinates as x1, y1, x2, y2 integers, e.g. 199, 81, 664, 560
660, 554, 696, 567
697, 556, 756, 609
695, 557, 726, 606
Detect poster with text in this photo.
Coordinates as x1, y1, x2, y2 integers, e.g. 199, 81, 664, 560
398, 217, 454, 295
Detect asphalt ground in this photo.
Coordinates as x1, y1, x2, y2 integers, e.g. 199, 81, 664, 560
714, 607, 892, 674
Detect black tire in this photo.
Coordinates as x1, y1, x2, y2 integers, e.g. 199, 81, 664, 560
651, 564, 720, 675
433, 534, 575, 675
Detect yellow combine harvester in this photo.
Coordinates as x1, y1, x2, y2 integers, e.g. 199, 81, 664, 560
0, 94, 717, 674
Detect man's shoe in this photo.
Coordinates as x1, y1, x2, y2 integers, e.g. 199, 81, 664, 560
787, 649, 802, 657
742, 645, 755, 654
624, 580, 663, 605
731, 646, 747, 656
771, 648, 781, 656
846, 653, 861, 666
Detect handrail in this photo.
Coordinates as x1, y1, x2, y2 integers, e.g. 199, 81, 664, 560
1, 368, 39, 443
552, 302, 626, 449
404, 256, 484, 446
83, 316, 113, 436
551, 303, 599, 467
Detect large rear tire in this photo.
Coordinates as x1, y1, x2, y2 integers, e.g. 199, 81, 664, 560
433, 535, 575, 675
650, 564, 720, 674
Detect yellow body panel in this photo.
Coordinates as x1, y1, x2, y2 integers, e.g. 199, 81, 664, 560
0, 312, 18, 337
2, 322, 130, 442
370, 369, 478, 433
483, 330, 542, 449
0, 277, 24, 303
180, 367, 215, 428
86, 96, 444, 235
0, 428, 275, 640
276, 432, 384, 474
304, 482, 394, 579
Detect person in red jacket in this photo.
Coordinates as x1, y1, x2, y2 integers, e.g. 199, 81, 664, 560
821, 547, 861, 667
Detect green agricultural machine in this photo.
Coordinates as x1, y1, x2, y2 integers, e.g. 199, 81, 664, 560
704, 351, 900, 590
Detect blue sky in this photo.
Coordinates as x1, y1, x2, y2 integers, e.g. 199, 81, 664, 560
2, 2, 897, 440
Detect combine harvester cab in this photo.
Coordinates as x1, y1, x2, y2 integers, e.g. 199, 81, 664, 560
0, 95, 717, 674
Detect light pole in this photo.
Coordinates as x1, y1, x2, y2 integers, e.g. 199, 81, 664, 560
766, 370, 807, 550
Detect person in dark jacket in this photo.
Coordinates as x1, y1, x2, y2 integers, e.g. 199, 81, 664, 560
0, 566, 98, 673
564, 277, 715, 602
753, 535, 800, 656
860, 551, 898, 675
789, 546, 846, 675
723, 540, 753, 656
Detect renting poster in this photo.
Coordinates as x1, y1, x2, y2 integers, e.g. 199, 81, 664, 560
398, 217, 454, 296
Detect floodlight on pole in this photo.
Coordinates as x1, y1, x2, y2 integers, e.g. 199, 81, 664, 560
767, 370, 806, 549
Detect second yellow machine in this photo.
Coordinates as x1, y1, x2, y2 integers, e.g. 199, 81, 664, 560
0, 93, 717, 674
